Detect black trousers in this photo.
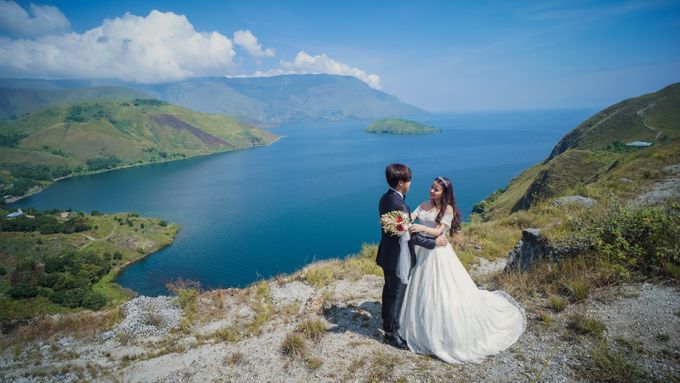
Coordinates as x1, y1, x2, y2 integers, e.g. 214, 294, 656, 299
380, 268, 407, 334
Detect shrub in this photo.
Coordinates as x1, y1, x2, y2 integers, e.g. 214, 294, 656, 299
552, 201, 680, 280
9, 282, 39, 299
0, 216, 37, 232
61, 217, 90, 233
49, 288, 86, 308
82, 290, 107, 310
86, 156, 121, 171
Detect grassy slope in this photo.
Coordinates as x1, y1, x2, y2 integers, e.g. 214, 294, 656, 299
2, 100, 277, 162
0, 212, 179, 320
365, 118, 440, 134
476, 83, 680, 219
0, 99, 278, 200
0, 86, 150, 119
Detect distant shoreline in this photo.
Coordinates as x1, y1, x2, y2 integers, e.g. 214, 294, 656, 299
6, 137, 281, 205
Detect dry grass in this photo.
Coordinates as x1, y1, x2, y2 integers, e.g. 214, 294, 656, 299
366, 349, 400, 383
295, 318, 327, 342
245, 281, 273, 335
548, 295, 568, 312
225, 351, 245, 366
538, 311, 555, 326
295, 244, 383, 288
281, 332, 306, 359
2, 306, 123, 346
567, 313, 606, 338
588, 338, 646, 382
216, 325, 241, 343
455, 216, 522, 268
277, 302, 300, 323
166, 279, 200, 332
301, 261, 338, 287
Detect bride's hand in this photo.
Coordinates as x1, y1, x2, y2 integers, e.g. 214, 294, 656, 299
409, 224, 426, 233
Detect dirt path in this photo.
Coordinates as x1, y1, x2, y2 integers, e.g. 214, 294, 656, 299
636, 100, 665, 141
79, 225, 117, 251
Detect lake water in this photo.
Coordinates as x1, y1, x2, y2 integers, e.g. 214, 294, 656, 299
13, 109, 597, 295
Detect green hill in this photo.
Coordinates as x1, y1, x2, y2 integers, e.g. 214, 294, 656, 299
0, 86, 150, 120
0, 99, 277, 200
365, 118, 440, 134
474, 83, 680, 219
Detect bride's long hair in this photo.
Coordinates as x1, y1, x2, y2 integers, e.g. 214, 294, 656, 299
433, 176, 462, 235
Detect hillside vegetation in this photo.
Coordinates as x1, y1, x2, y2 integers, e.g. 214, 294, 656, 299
0, 99, 277, 201
473, 83, 680, 218
365, 118, 440, 134
0, 209, 179, 321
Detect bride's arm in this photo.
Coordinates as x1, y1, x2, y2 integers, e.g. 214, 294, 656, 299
411, 206, 454, 237
411, 223, 448, 237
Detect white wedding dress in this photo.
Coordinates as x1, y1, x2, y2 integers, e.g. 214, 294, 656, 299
398, 207, 526, 364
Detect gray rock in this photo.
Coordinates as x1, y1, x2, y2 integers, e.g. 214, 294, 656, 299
505, 228, 556, 272
101, 331, 115, 340
553, 195, 597, 207
113, 296, 181, 338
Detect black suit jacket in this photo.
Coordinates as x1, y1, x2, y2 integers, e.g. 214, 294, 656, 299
376, 189, 436, 272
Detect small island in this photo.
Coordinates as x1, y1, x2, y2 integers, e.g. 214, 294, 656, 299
365, 118, 440, 135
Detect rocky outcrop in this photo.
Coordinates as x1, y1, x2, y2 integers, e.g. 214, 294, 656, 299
504, 228, 557, 272
554, 195, 598, 207
636, 164, 680, 204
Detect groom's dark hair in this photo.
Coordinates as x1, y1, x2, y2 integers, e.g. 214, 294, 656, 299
385, 163, 412, 188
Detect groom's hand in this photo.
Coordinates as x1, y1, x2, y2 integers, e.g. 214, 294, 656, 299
436, 235, 448, 247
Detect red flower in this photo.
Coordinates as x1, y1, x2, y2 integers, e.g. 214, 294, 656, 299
396, 224, 404, 232
396, 216, 403, 223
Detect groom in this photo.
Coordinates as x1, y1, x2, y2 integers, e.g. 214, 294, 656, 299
376, 163, 447, 349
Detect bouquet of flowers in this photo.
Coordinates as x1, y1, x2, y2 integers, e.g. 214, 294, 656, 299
380, 210, 411, 236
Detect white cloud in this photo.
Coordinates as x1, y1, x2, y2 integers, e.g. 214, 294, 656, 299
243, 51, 381, 89
0, 9, 236, 83
0, 1, 70, 37
233, 29, 274, 58
0, 4, 382, 88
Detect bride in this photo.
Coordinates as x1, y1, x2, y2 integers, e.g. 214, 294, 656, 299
398, 176, 526, 364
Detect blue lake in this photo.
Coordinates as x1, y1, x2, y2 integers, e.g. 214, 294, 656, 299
13, 109, 597, 295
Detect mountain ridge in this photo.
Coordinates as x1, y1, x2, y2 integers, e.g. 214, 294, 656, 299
0, 74, 425, 126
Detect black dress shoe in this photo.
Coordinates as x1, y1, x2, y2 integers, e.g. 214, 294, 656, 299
384, 332, 408, 349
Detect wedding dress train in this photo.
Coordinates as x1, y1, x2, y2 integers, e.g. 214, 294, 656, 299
398, 208, 526, 364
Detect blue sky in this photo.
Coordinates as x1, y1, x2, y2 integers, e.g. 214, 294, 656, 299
1, 0, 679, 111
